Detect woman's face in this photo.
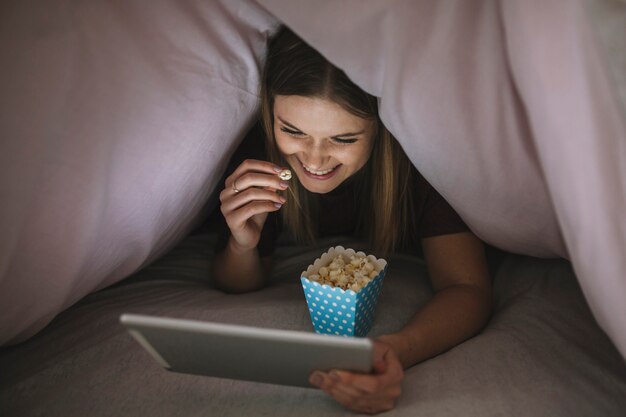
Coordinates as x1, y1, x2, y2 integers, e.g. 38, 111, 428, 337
273, 95, 376, 194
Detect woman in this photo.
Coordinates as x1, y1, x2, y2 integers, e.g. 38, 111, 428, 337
212, 27, 491, 414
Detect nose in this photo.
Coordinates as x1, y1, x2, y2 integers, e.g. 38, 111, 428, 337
300, 140, 329, 169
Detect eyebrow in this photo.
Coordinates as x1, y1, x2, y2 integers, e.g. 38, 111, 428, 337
277, 116, 365, 137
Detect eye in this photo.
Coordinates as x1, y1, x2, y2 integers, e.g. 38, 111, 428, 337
280, 127, 304, 137
332, 137, 358, 145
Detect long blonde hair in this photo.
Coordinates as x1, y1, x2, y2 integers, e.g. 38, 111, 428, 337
260, 28, 415, 256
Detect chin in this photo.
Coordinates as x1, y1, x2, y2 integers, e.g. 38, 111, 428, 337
299, 178, 339, 194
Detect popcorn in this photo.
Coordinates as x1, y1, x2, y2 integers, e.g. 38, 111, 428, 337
312, 254, 377, 291
278, 169, 292, 180
301, 246, 388, 337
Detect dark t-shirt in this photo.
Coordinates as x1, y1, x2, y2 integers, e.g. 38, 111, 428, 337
214, 123, 469, 257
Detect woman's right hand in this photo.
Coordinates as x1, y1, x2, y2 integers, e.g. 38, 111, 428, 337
219, 159, 289, 252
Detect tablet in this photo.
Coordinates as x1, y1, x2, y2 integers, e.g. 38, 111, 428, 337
120, 314, 373, 387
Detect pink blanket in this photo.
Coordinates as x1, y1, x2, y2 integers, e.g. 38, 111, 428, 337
258, 0, 626, 356
0, 0, 624, 361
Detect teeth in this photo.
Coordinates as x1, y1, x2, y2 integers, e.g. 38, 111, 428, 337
303, 164, 336, 175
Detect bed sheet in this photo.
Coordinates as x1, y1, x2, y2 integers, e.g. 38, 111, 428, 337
1, 235, 624, 417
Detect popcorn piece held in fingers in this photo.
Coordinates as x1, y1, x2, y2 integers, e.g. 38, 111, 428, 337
278, 169, 292, 180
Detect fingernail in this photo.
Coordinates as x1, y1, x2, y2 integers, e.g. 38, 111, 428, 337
279, 196, 287, 204
279, 181, 289, 188
273, 166, 282, 172
309, 373, 323, 386
274, 203, 283, 208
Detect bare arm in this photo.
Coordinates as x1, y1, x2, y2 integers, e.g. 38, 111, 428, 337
212, 238, 272, 293
211, 159, 287, 293
379, 231, 492, 367
309, 233, 491, 413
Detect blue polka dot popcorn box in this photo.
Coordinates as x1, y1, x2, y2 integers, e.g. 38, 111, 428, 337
300, 246, 388, 337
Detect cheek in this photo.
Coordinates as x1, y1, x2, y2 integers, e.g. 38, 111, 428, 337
343, 145, 372, 167
275, 136, 302, 157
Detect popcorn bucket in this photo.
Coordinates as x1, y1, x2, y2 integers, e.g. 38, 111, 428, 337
300, 246, 387, 337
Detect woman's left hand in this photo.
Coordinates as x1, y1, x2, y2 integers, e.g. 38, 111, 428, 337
308, 339, 404, 414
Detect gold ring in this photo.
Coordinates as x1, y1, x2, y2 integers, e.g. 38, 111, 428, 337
232, 179, 240, 193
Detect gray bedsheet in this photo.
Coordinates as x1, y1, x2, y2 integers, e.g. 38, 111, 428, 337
1, 234, 625, 416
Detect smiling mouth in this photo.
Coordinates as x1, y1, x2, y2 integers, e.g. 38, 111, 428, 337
302, 163, 337, 176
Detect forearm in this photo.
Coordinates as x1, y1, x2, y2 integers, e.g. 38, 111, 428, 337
380, 284, 492, 368
212, 237, 268, 293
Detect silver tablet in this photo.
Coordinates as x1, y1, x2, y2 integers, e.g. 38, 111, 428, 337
120, 314, 373, 387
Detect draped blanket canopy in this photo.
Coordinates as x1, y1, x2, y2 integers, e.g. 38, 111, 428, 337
0, 0, 624, 361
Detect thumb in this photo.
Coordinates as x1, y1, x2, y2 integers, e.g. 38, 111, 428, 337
252, 211, 269, 228
373, 358, 387, 374
372, 343, 390, 374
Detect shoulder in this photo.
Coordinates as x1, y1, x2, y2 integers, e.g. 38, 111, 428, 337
409, 165, 434, 208
410, 166, 469, 238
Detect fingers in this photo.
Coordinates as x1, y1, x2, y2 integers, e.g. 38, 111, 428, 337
371, 338, 391, 373
308, 341, 405, 413
219, 158, 289, 226
333, 367, 403, 394
231, 159, 283, 178
217, 160, 289, 250
221, 187, 286, 214
309, 368, 403, 414
372, 358, 387, 374
220, 186, 286, 233
325, 371, 363, 397
229, 171, 289, 195
226, 159, 287, 194
223, 200, 282, 232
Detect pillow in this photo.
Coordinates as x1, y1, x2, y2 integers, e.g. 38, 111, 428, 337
256, 0, 626, 358
0, 0, 277, 345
